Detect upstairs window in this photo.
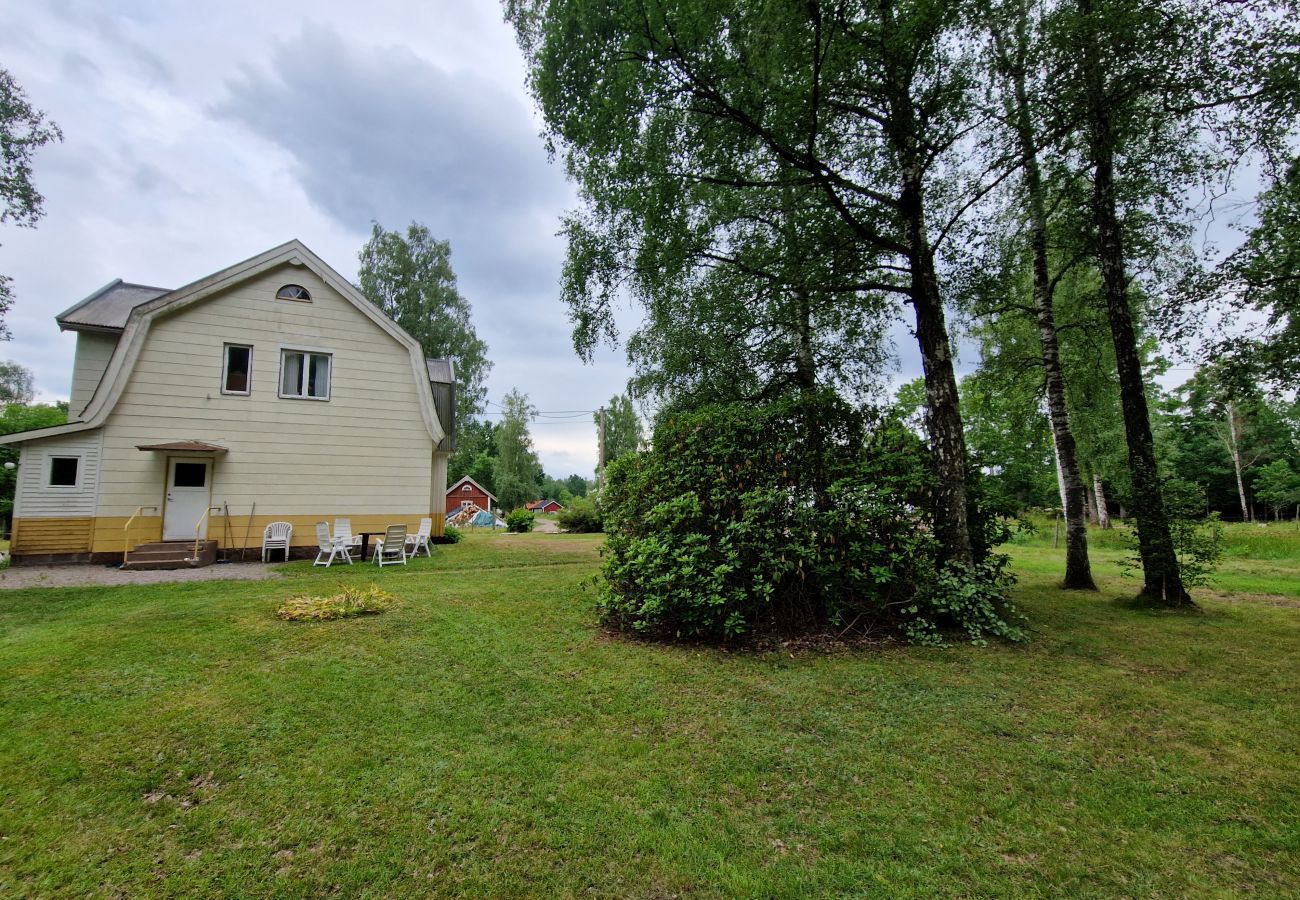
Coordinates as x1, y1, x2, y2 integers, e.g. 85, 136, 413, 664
49, 456, 80, 487
222, 344, 252, 395
462, 484, 472, 492
279, 349, 331, 400
276, 284, 311, 302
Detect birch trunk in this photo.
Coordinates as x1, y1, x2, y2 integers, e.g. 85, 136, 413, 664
1077, 0, 1190, 606
1093, 471, 1112, 529
995, 12, 1094, 588
1225, 401, 1250, 522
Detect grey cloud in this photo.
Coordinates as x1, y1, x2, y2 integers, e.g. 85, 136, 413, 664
214, 23, 571, 300
60, 51, 101, 82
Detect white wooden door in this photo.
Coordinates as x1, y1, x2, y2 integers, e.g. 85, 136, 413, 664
163, 459, 212, 540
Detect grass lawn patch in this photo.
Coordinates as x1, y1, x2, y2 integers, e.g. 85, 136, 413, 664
1, 530, 1297, 896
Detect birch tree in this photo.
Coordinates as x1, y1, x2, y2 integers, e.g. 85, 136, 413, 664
507, 0, 1005, 566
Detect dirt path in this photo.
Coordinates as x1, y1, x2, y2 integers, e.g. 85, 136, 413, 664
0, 561, 281, 590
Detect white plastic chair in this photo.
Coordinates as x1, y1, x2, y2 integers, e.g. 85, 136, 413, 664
262, 521, 293, 562
333, 518, 363, 552
372, 524, 408, 567
313, 521, 353, 567
405, 517, 433, 558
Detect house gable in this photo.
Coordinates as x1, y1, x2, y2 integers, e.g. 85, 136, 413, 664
0, 240, 445, 447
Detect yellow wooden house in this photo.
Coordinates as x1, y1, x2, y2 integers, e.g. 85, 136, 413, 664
1, 240, 454, 564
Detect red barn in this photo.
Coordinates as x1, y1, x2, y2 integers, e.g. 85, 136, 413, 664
526, 499, 564, 514
446, 476, 497, 515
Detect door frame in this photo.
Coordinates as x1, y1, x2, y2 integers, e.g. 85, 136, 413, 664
161, 456, 215, 541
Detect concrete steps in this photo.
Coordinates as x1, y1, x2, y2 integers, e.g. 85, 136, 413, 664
121, 540, 218, 571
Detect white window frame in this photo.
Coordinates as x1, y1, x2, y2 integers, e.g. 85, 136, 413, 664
278, 347, 332, 401
461, 484, 473, 492
47, 454, 81, 488
276, 283, 313, 302
221, 343, 253, 396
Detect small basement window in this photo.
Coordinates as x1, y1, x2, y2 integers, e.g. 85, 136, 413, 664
49, 456, 79, 487
276, 284, 311, 302
280, 349, 331, 400
222, 344, 252, 394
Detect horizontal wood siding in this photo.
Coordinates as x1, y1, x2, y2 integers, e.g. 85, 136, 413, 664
14, 432, 103, 519
96, 263, 438, 521
70, 332, 119, 415
11, 517, 94, 554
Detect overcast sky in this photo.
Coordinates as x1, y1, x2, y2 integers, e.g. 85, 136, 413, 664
0, 1, 1259, 478
0, 0, 657, 478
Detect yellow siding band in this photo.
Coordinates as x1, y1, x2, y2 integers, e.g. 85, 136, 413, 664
15, 513, 445, 555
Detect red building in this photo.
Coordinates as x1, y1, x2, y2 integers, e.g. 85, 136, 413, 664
446, 476, 497, 515
526, 499, 564, 514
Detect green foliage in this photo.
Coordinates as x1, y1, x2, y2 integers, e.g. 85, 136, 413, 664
1211, 160, 1300, 389
275, 584, 396, 621
357, 222, 492, 439
448, 419, 497, 489
0, 402, 68, 521
597, 395, 1023, 645
0, 361, 34, 405
597, 393, 642, 468
556, 497, 603, 533
438, 526, 464, 544
1, 68, 63, 337
505, 509, 535, 533
492, 389, 542, 511
564, 474, 589, 498
1253, 459, 1300, 518
1122, 478, 1223, 588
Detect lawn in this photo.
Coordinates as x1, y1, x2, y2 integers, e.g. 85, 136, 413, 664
1, 528, 1297, 897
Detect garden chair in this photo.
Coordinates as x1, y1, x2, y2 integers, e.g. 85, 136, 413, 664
405, 517, 434, 558
332, 518, 363, 553
372, 524, 408, 567
262, 521, 293, 562
313, 521, 353, 567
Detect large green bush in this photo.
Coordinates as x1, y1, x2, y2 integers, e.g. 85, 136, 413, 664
557, 497, 603, 533
505, 509, 536, 533
597, 395, 1023, 645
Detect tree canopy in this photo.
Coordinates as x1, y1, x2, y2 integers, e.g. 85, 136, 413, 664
358, 222, 492, 442
0, 68, 62, 339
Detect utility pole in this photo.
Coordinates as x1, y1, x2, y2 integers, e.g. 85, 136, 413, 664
597, 405, 606, 490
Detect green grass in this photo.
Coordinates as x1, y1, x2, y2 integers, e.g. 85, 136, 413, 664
1, 530, 1297, 897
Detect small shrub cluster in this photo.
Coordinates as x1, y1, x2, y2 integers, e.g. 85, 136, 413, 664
435, 525, 464, 544
557, 497, 603, 533
598, 394, 1023, 645
505, 509, 535, 533
1122, 477, 1224, 588
276, 584, 397, 621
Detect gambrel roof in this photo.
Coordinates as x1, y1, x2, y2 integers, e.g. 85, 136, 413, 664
56, 281, 172, 333
0, 240, 447, 447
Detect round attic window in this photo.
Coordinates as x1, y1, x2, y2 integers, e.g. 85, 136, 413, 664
276, 284, 311, 301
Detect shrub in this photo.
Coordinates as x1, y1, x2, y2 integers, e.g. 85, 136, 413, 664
557, 497, 603, 533
505, 509, 535, 533
597, 393, 1023, 645
436, 525, 464, 544
1122, 477, 1223, 588
276, 584, 396, 621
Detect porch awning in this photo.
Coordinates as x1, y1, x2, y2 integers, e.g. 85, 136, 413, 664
135, 440, 228, 453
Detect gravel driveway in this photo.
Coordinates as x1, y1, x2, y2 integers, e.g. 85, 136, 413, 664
0, 561, 281, 590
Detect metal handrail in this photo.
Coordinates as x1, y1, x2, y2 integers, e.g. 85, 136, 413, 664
122, 505, 158, 567
192, 506, 222, 558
